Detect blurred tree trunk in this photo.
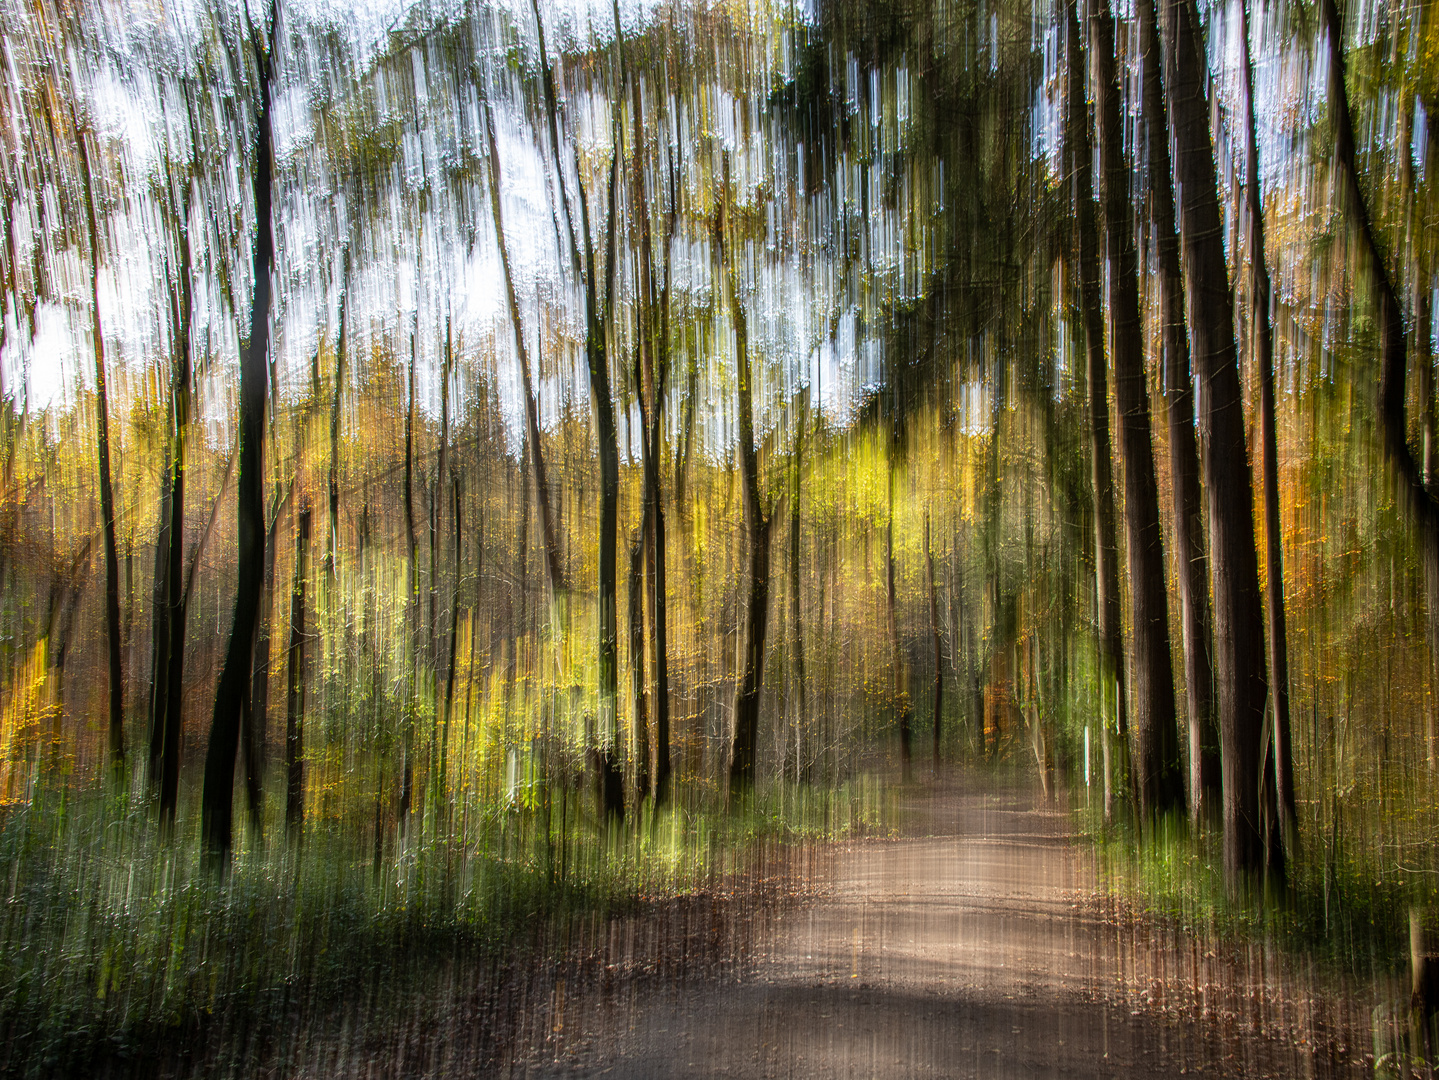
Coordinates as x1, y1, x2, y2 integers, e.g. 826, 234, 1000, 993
1136, 0, 1220, 828
527, 0, 624, 822
1319, 0, 1439, 802
73, 113, 124, 773
718, 168, 772, 798
482, 96, 564, 599
888, 458, 912, 781
629, 519, 650, 801
151, 199, 192, 830
429, 329, 452, 812
202, 2, 276, 874
441, 470, 461, 827
400, 334, 419, 836
582, 155, 624, 825
927, 510, 942, 770
629, 90, 674, 807
1161, 0, 1282, 884
326, 243, 349, 577
285, 504, 310, 837
1237, 0, 1297, 846
1411, 102, 1439, 770
1090, 0, 1184, 820
1064, 0, 1126, 818
791, 389, 809, 782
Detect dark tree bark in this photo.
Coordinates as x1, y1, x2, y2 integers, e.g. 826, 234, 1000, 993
400, 333, 419, 836
1136, 0, 1221, 827
888, 461, 912, 782
1237, 0, 1297, 844
1319, 0, 1439, 803
73, 114, 124, 773
440, 470, 462, 824
246, 489, 284, 835
927, 510, 942, 769
1064, 0, 1126, 817
718, 170, 772, 798
285, 504, 310, 837
1160, 0, 1282, 883
325, 243, 349, 577
482, 96, 565, 598
1089, 0, 1184, 819
526, 0, 624, 822
150, 200, 192, 830
791, 390, 809, 782
201, 1, 276, 874
629, 90, 674, 807
629, 519, 650, 801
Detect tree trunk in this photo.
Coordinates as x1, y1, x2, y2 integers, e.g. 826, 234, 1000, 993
628, 87, 674, 807
927, 510, 942, 769
1324, 0, 1439, 810
151, 213, 192, 830
1137, 0, 1221, 828
482, 96, 565, 598
326, 243, 349, 577
1065, 0, 1126, 818
1237, 0, 1297, 846
888, 462, 912, 781
74, 115, 124, 773
201, 2, 275, 874
285, 504, 310, 837
245, 500, 280, 833
791, 390, 809, 782
441, 470, 462, 828
1161, 0, 1282, 884
629, 519, 650, 802
400, 334, 419, 836
1090, 0, 1184, 819
720, 170, 772, 797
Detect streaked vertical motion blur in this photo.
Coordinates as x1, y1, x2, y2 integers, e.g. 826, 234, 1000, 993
0, 0, 1434, 1074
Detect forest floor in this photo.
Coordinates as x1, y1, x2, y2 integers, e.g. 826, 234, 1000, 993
499, 772, 1381, 1079
131, 772, 1392, 1078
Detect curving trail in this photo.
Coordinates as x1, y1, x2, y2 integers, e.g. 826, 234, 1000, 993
508, 776, 1365, 1079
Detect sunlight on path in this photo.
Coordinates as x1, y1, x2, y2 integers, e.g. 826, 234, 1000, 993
508, 777, 1363, 1079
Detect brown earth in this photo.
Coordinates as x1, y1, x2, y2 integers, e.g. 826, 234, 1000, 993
503, 775, 1376, 1079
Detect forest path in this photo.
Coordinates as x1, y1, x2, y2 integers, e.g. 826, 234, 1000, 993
506, 774, 1361, 1079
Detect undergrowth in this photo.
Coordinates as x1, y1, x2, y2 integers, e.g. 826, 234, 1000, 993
0, 773, 888, 1077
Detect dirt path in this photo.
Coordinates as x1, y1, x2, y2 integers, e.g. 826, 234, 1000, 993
506, 776, 1367, 1079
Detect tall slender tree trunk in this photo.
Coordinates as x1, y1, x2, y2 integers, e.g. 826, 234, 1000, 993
152, 212, 192, 830
482, 97, 565, 599
245, 499, 280, 833
629, 519, 650, 801
888, 460, 912, 781
1137, 0, 1221, 827
74, 116, 124, 773
791, 390, 809, 782
441, 470, 462, 828
1065, 0, 1126, 818
719, 171, 772, 797
429, 331, 452, 813
1161, 0, 1282, 884
1412, 107, 1439, 770
202, 2, 276, 873
1237, 0, 1297, 845
1090, 0, 1184, 819
285, 504, 310, 837
400, 335, 419, 836
927, 510, 942, 769
326, 243, 349, 577
629, 92, 674, 807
